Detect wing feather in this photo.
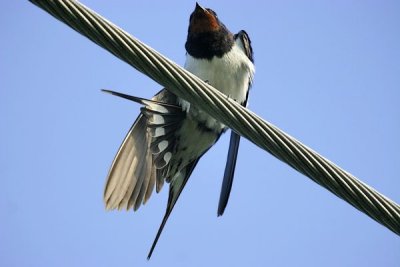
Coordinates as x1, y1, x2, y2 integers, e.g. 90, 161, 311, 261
104, 114, 151, 210
103, 89, 184, 211
218, 30, 254, 216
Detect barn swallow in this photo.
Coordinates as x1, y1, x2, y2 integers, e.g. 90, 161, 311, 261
103, 2, 255, 259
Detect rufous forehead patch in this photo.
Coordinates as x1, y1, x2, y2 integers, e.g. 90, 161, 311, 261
190, 11, 220, 33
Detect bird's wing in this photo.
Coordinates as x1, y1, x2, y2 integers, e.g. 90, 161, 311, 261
103, 89, 184, 211
218, 130, 242, 216
218, 30, 254, 216
103, 89, 203, 257
235, 30, 254, 63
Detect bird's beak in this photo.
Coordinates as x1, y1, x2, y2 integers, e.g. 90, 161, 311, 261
195, 2, 206, 13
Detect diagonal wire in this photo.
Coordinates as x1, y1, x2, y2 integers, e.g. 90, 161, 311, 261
29, 0, 400, 235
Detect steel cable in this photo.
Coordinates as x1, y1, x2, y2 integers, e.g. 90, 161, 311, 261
29, 0, 400, 235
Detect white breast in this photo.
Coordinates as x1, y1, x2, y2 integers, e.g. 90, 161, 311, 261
181, 43, 255, 130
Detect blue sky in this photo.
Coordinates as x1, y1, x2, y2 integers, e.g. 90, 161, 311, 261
1, 1, 399, 266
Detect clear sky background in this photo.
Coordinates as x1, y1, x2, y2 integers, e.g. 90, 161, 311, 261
1, 1, 399, 266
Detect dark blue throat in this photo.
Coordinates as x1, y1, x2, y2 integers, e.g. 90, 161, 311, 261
185, 28, 234, 60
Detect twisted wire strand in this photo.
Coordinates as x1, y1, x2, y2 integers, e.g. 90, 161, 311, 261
30, 0, 400, 234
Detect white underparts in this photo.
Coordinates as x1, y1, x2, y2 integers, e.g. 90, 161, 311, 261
181, 42, 255, 131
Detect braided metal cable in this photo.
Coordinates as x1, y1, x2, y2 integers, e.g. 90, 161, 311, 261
30, 0, 400, 235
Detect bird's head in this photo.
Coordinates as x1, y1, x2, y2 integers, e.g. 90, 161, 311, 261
185, 3, 234, 59
188, 2, 221, 34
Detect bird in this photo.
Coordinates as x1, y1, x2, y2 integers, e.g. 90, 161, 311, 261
103, 2, 255, 259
